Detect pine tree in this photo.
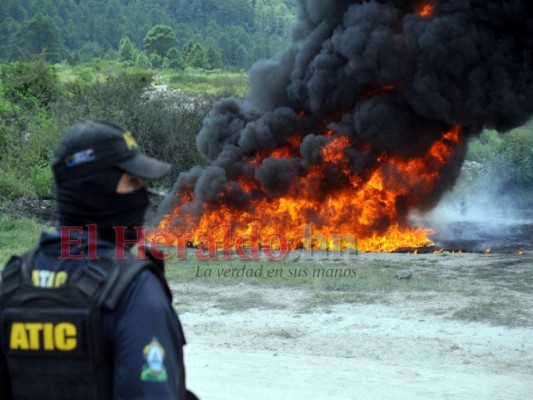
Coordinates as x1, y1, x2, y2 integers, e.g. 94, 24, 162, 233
118, 35, 136, 65
183, 40, 194, 59
186, 43, 207, 69
205, 45, 223, 70
5, 0, 28, 20
165, 47, 185, 70
135, 51, 151, 69
149, 52, 163, 68
11, 14, 64, 62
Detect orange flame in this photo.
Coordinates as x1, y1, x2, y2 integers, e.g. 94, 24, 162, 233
420, 4, 434, 17
152, 125, 463, 253
322, 136, 350, 164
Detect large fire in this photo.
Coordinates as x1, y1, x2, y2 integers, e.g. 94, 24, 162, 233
148, 0, 532, 254
151, 126, 463, 253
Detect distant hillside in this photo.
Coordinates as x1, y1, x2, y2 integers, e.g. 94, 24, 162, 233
0, 0, 296, 69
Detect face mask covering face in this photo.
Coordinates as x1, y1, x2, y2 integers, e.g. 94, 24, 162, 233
56, 168, 149, 244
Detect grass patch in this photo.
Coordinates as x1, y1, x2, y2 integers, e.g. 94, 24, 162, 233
0, 216, 49, 265
55, 60, 127, 84
0, 166, 54, 200
160, 249, 462, 296
450, 295, 531, 327
55, 62, 248, 96
155, 68, 247, 96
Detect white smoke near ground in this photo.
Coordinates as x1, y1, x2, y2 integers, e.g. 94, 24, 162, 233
416, 163, 521, 223
411, 153, 533, 250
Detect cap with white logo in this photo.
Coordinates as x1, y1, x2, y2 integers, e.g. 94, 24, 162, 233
52, 120, 171, 184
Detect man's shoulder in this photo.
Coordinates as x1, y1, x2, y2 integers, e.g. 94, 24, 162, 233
109, 266, 178, 340
111, 259, 172, 309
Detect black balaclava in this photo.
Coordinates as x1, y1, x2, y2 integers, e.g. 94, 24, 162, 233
56, 167, 149, 244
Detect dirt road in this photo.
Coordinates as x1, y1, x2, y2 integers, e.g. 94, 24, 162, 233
170, 252, 533, 399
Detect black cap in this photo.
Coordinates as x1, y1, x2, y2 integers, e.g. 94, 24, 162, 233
52, 120, 171, 184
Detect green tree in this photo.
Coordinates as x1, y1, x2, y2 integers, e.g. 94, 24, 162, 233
118, 35, 137, 65
174, 23, 192, 50
149, 52, 163, 69
186, 43, 207, 69
78, 41, 104, 63
143, 24, 177, 58
254, 0, 293, 36
135, 51, 151, 69
62, 18, 81, 49
205, 20, 219, 39
5, 0, 28, 20
0, 17, 20, 61
234, 45, 250, 69
56, 0, 78, 21
103, 0, 124, 48
165, 47, 185, 70
217, 0, 254, 30
11, 14, 64, 62
183, 40, 194, 59
205, 45, 223, 70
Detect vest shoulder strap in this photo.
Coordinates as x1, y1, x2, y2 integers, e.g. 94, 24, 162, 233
101, 257, 172, 310
0, 248, 38, 299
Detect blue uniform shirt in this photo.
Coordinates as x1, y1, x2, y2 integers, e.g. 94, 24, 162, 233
1, 230, 187, 400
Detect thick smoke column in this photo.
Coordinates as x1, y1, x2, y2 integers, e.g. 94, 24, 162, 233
159, 0, 533, 235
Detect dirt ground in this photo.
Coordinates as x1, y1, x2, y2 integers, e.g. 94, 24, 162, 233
171, 251, 533, 400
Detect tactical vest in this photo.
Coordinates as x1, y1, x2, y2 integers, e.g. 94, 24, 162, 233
0, 248, 172, 400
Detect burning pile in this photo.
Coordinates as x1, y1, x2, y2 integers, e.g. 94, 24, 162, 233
153, 0, 533, 253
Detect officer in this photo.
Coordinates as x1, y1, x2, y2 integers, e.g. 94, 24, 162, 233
0, 121, 196, 399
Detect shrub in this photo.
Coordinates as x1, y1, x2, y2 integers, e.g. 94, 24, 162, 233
50, 66, 210, 186
0, 108, 58, 201
0, 60, 62, 109
0, 61, 60, 202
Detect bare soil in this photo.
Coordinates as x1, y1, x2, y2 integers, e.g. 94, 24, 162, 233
171, 252, 533, 400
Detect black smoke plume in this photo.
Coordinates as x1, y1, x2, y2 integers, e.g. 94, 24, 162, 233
158, 0, 533, 232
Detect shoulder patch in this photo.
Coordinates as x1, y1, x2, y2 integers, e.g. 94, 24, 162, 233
141, 337, 168, 382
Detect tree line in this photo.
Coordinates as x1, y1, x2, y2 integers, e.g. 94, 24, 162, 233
0, 0, 296, 69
